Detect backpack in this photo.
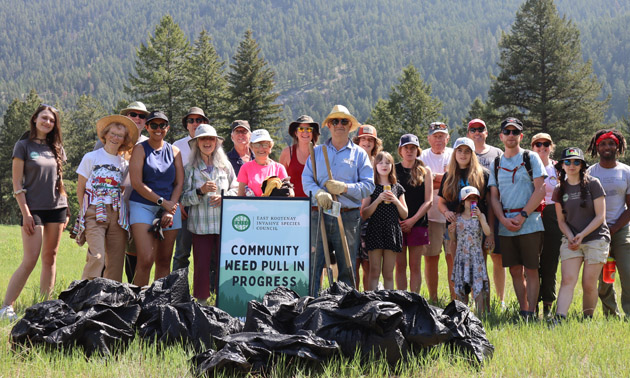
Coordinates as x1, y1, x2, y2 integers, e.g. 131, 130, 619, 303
493, 150, 546, 213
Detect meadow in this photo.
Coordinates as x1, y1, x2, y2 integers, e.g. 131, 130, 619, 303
0, 224, 628, 377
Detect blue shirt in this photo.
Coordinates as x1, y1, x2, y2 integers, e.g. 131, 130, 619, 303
302, 138, 374, 209
488, 149, 547, 236
130, 140, 176, 206
227, 148, 255, 176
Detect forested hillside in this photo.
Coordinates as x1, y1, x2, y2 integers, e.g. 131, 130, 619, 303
0, 0, 629, 128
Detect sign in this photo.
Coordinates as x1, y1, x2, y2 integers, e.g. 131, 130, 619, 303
217, 196, 311, 318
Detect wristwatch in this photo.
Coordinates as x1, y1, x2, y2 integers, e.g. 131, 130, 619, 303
520, 210, 528, 218
196, 188, 203, 196
157, 197, 164, 206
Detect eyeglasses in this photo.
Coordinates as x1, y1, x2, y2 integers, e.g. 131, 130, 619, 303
128, 112, 146, 119
468, 127, 485, 133
107, 132, 126, 140
187, 118, 204, 124
252, 143, 271, 148
297, 127, 313, 133
501, 128, 521, 136
330, 118, 350, 126
533, 141, 551, 148
563, 160, 582, 166
430, 122, 448, 130
148, 122, 168, 130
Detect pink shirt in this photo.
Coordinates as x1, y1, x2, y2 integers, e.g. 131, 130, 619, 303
237, 160, 288, 197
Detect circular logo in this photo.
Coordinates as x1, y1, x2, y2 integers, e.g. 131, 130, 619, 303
562, 193, 569, 202
30, 151, 40, 160
232, 214, 250, 232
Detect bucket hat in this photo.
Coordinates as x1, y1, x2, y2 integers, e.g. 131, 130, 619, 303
289, 115, 320, 138
120, 101, 148, 116
182, 107, 209, 129
250, 129, 274, 144
188, 124, 224, 147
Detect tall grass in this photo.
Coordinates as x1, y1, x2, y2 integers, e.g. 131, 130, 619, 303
1, 224, 628, 377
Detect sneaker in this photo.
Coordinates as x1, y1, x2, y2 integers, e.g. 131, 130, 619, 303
0, 305, 18, 321
500, 301, 507, 311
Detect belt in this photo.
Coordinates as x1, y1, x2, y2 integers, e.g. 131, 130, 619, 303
503, 204, 544, 214
311, 206, 358, 213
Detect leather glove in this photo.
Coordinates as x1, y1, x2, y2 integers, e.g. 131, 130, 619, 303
315, 189, 333, 210
324, 179, 347, 195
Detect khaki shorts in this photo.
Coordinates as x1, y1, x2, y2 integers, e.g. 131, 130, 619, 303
500, 231, 543, 269
560, 237, 609, 265
426, 221, 446, 256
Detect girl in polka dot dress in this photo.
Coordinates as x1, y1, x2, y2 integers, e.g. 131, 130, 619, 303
361, 152, 408, 290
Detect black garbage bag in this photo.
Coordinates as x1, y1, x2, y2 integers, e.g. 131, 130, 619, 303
140, 268, 192, 308
137, 302, 244, 351
191, 330, 340, 375
11, 300, 78, 346
440, 300, 494, 364
243, 287, 312, 334
59, 277, 142, 312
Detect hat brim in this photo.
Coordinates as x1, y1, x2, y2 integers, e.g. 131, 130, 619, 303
322, 112, 360, 132
554, 159, 588, 171
188, 134, 224, 148
120, 107, 148, 116
96, 115, 139, 153
289, 121, 320, 138
182, 113, 209, 129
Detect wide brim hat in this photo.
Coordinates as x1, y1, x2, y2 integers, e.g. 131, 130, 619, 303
250, 129, 274, 144
453, 137, 475, 151
188, 124, 224, 147
554, 147, 588, 171
182, 107, 209, 129
96, 115, 139, 152
531, 132, 553, 145
120, 101, 148, 116
322, 105, 360, 132
289, 115, 320, 138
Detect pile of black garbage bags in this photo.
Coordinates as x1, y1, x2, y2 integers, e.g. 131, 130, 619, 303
10, 269, 493, 374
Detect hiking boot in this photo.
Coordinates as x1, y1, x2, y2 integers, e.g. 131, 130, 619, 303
0, 305, 18, 321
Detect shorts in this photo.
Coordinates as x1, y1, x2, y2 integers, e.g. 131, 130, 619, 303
21, 207, 68, 226
500, 231, 543, 269
560, 237, 609, 265
427, 221, 446, 256
402, 226, 429, 247
129, 201, 182, 230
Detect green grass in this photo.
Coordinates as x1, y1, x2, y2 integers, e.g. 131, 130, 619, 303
1, 224, 629, 377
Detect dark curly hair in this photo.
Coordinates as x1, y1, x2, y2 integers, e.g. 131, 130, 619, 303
587, 129, 626, 158
29, 105, 66, 195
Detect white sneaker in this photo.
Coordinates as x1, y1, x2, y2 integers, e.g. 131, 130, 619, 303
0, 305, 18, 321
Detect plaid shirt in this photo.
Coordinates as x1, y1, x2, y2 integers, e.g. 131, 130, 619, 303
181, 161, 238, 234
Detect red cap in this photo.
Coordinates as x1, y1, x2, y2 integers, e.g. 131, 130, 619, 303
468, 118, 486, 129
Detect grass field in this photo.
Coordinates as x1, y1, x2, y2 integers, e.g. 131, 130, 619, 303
1, 224, 629, 377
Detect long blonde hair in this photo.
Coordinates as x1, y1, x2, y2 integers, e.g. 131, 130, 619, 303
442, 146, 485, 202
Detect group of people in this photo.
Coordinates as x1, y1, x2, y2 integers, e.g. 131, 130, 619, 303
1, 101, 629, 323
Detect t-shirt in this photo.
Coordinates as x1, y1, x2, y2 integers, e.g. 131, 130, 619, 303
488, 149, 547, 236
12, 139, 67, 210
552, 177, 610, 243
476, 145, 503, 171
237, 160, 288, 197
76, 148, 130, 205
438, 169, 490, 215
420, 147, 453, 222
173, 136, 192, 169
542, 162, 559, 204
395, 162, 428, 228
587, 162, 630, 225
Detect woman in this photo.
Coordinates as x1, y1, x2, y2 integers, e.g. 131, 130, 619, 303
128, 111, 184, 287
438, 137, 491, 308
73, 115, 138, 282
181, 124, 238, 303
553, 147, 609, 320
237, 129, 290, 197
279, 115, 320, 198
395, 134, 433, 293
531, 133, 562, 317
1, 105, 68, 321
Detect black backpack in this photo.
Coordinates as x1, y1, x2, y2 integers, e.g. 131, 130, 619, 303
493, 150, 534, 188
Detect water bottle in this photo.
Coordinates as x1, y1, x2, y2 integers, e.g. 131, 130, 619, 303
384, 185, 391, 204
603, 257, 616, 284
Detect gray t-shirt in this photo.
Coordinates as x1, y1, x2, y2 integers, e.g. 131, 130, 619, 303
587, 162, 630, 225
12, 139, 68, 210
476, 145, 503, 171
552, 177, 610, 243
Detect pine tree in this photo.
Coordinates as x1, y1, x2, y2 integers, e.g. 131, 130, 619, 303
488, 0, 608, 150
227, 30, 283, 138
126, 15, 189, 126
186, 30, 230, 131
367, 65, 443, 154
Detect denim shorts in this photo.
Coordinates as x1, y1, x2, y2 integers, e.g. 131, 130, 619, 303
129, 201, 182, 230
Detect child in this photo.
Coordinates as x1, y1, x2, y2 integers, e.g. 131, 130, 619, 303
452, 186, 491, 315
361, 151, 408, 290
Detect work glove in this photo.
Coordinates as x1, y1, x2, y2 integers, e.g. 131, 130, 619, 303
324, 179, 347, 195
315, 189, 333, 210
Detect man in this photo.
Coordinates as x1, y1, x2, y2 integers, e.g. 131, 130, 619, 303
467, 118, 506, 308
302, 105, 374, 296
227, 120, 254, 176
488, 117, 546, 320
587, 129, 630, 318
172, 107, 209, 271
419, 121, 453, 302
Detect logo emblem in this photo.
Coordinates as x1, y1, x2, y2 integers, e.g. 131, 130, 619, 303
232, 214, 250, 232
30, 151, 40, 160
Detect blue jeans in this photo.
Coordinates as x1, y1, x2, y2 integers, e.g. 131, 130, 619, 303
172, 207, 193, 271
310, 208, 360, 296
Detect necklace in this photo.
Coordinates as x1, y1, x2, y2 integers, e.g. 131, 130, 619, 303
33, 137, 47, 144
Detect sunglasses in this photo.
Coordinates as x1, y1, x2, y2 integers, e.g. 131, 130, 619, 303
148, 122, 168, 130
187, 118, 204, 124
330, 118, 350, 126
533, 141, 551, 148
40, 103, 59, 113
501, 128, 521, 136
233, 128, 249, 135
128, 112, 146, 119
297, 126, 313, 133
430, 122, 448, 130
468, 126, 486, 133
563, 160, 582, 166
